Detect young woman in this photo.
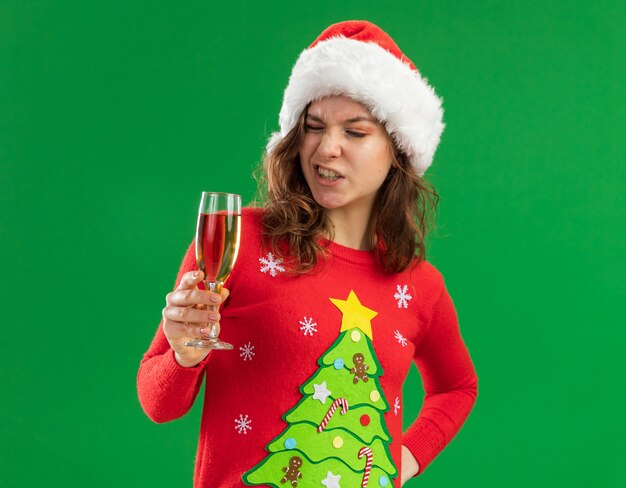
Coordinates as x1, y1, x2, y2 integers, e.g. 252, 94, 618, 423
138, 20, 478, 488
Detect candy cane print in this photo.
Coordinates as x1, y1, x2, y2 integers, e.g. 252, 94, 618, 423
358, 446, 373, 488
317, 397, 349, 433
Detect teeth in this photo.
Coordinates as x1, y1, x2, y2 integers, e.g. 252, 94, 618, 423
318, 167, 340, 180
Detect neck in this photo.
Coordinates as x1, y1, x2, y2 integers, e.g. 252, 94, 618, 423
325, 208, 375, 251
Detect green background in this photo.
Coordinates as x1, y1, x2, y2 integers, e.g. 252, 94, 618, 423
1, 1, 624, 486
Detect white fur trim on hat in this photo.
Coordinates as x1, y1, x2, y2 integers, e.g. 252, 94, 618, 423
267, 36, 445, 176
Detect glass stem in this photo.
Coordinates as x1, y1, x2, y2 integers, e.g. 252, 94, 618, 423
206, 281, 222, 340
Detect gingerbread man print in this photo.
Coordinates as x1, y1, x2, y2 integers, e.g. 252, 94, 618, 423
350, 353, 369, 384
281, 456, 303, 486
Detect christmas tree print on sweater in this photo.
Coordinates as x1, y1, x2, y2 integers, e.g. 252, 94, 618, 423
243, 290, 397, 487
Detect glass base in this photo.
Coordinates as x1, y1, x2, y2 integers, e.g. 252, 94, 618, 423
184, 338, 234, 350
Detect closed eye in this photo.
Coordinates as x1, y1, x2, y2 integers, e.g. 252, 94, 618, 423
304, 125, 366, 138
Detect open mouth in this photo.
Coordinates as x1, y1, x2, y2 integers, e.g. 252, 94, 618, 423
317, 166, 343, 181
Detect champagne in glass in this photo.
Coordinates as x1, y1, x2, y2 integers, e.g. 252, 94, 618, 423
185, 192, 241, 350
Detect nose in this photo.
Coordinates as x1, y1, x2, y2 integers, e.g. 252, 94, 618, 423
316, 130, 342, 159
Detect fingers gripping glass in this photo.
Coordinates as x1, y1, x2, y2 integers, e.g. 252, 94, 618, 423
184, 192, 241, 350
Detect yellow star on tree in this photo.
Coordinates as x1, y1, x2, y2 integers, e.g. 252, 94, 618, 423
329, 290, 378, 339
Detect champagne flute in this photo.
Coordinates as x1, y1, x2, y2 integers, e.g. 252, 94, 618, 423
184, 192, 241, 350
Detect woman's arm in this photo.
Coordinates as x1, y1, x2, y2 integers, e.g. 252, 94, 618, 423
402, 284, 479, 475
136, 241, 209, 423
401, 445, 420, 484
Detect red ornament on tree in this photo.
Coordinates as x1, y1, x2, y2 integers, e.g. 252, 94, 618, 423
360, 414, 371, 426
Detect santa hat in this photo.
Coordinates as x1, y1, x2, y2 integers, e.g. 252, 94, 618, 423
267, 20, 445, 176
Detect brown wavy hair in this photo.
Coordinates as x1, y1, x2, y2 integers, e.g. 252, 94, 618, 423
254, 104, 439, 274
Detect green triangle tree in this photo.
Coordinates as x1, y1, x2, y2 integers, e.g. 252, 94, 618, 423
243, 290, 398, 487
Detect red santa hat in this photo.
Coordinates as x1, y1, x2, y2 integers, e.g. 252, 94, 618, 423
267, 20, 445, 176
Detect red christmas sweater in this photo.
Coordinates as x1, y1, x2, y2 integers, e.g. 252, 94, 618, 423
137, 207, 478, 487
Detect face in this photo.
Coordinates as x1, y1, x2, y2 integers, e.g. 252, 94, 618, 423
299, 95, 394, 222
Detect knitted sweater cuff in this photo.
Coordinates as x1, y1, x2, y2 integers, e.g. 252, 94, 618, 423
156, 348, 210, 391
402, 418, 446, 476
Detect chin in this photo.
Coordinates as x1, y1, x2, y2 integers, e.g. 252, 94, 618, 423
313, 196, 345, 210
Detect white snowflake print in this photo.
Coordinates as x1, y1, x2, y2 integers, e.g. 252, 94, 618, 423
394, 396, 401, 416
394, 284, 413, 309
234, 414, 252, 434
259, 252, 285, 277
239, 341, 255, 361
299, 317, 318, 336
394, 329, 408, 347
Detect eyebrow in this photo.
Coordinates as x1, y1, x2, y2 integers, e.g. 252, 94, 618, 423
305, 114, 378, 124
